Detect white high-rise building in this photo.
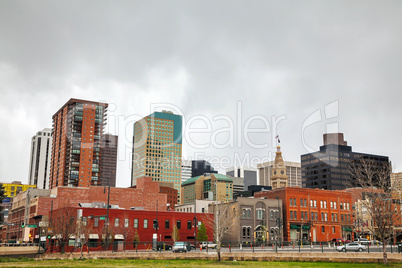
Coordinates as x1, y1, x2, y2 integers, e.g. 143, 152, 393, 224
28, 128, 52, 189
181, 159, 192, 183
257, 160, 301, 187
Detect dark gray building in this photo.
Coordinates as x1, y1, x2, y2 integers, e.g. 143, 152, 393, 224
226, 167, 257, 190
99, 134, 118, 187
301, 133, 390, 190
191, 160, 217, 177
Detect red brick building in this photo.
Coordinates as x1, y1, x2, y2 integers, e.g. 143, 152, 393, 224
49, 98, 108, 188
10, 177, 170, 242
255, 187, 354, 242
48, 206, 214, 251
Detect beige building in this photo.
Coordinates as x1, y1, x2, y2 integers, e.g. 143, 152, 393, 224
181, 173, 233, 204
270, 146, 289, 189
258, 160, 301, 187
391, 172, 402, 193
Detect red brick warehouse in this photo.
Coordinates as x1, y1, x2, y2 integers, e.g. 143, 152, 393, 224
255, 187, 354, 242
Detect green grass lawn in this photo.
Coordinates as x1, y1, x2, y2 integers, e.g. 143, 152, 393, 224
0, 258, 401, 268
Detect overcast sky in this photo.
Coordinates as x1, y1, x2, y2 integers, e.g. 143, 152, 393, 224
1, 0, 401, 187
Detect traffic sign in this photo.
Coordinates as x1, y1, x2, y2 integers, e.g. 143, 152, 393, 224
100, 216, 105, 220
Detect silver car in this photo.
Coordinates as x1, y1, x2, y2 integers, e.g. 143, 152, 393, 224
172, 242, 187, 253
337, 242, 366, 252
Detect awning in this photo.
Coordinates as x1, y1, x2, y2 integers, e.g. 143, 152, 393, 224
114, 234, 124, 240
343, 227, 353, 232
302, 225, 311, 230
89, 234, 99, 239
290, 225, 299, 229
290, 225, 310, 230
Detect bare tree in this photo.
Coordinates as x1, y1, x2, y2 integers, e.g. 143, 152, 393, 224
349, 158, 398, 265
113, 213, 136, 252
75, 217, 95, 258
50, 207, 77, 253
209, 201, 240, 262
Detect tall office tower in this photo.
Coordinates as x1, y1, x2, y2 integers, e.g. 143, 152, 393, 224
49, 98, 108, 188
99, 134, 118, 187
191, 160, 217, 177
181, 159, 192, 183
28, 128, 52, 189
131, 111, 183, 202
226, 166, 257, 190
258, 161, 301, 187
301, 133, 389, 190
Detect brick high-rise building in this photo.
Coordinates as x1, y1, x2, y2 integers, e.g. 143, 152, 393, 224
99, 134, 118, 187
131, 110, 182, 202
49, 98, 108, 188
28, 128, 52, 189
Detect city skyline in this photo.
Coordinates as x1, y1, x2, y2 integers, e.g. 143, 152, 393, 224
1, 1, 402, 187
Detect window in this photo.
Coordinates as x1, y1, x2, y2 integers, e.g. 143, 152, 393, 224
335, 213, 338, 222
256, 209, 264, 219
321, 213, 324, 221
290, 211, 293, 220
144, 219, 148, 228
320, 201, 323, 208
340, 203, 343, 209
347, 203, 350, 210
324, 201, 327, 208
322, 226, 325, 233
332, 226, 335, 233
134, 219, 138, 228
300, 199, 304, 207
270, 210, 274, 219
242, 227, 251, 238
165, 220, 170, 229
114, 218, 119, 227
94, 217, 99, 227
301, 211, 304, 220
124, 218, 129, 228
187, 221, 192, 229
341, 214, 344, 222
314, 200, 317, 207
177, 220, 181, 229
331, 213, 334, 222
294, 211, 297, 220
304, 211, 308, 220
310, 200, 313, 207
330, 201, 333, 209
325, 213, 328, 221
304, 199, 307, 207
315, 212, 318, 221
334, 202, 337, 209
311, 212, 314, 221
247, 209, 251, 218
290, 198, 293, 206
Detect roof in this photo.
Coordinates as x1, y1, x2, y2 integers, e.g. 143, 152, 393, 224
213, 174, 233, 182
181, 175, 202, 186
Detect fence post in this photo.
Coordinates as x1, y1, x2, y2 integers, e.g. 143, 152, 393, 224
367, 242, 370, 254
391, 244, 393, 254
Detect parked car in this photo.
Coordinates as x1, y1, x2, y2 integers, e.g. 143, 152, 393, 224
201, 241, 217, 249
154, 242, 172, 251
354, 238, 370, 245
172, 242, 187, 253
370, 240, 383, 246
185, 242, 195, 251
336, 242, 366, 252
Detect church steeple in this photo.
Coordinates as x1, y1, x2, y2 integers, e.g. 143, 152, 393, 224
271, 139, 289, 189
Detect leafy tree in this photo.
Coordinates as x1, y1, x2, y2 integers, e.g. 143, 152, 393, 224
171, 221, 180, 242
196, 222, 208, 242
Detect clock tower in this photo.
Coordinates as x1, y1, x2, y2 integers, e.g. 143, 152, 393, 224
271, 145, 289, 189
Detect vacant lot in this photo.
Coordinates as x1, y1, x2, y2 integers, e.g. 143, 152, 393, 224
0, 259, 401, 268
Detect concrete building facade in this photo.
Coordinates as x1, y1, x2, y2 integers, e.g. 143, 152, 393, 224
258, 161, 301, 187
28, 128, 52, 189
181, 173, 233, 204
226, 166, 257, 190
99, 134, 118, 187
131, 111, 182, 202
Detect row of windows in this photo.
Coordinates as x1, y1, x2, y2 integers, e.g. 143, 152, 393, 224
242, 208, 279, 219
290, 198, 350, 210
83, 217, 195, 230
289, 211, 351, 222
